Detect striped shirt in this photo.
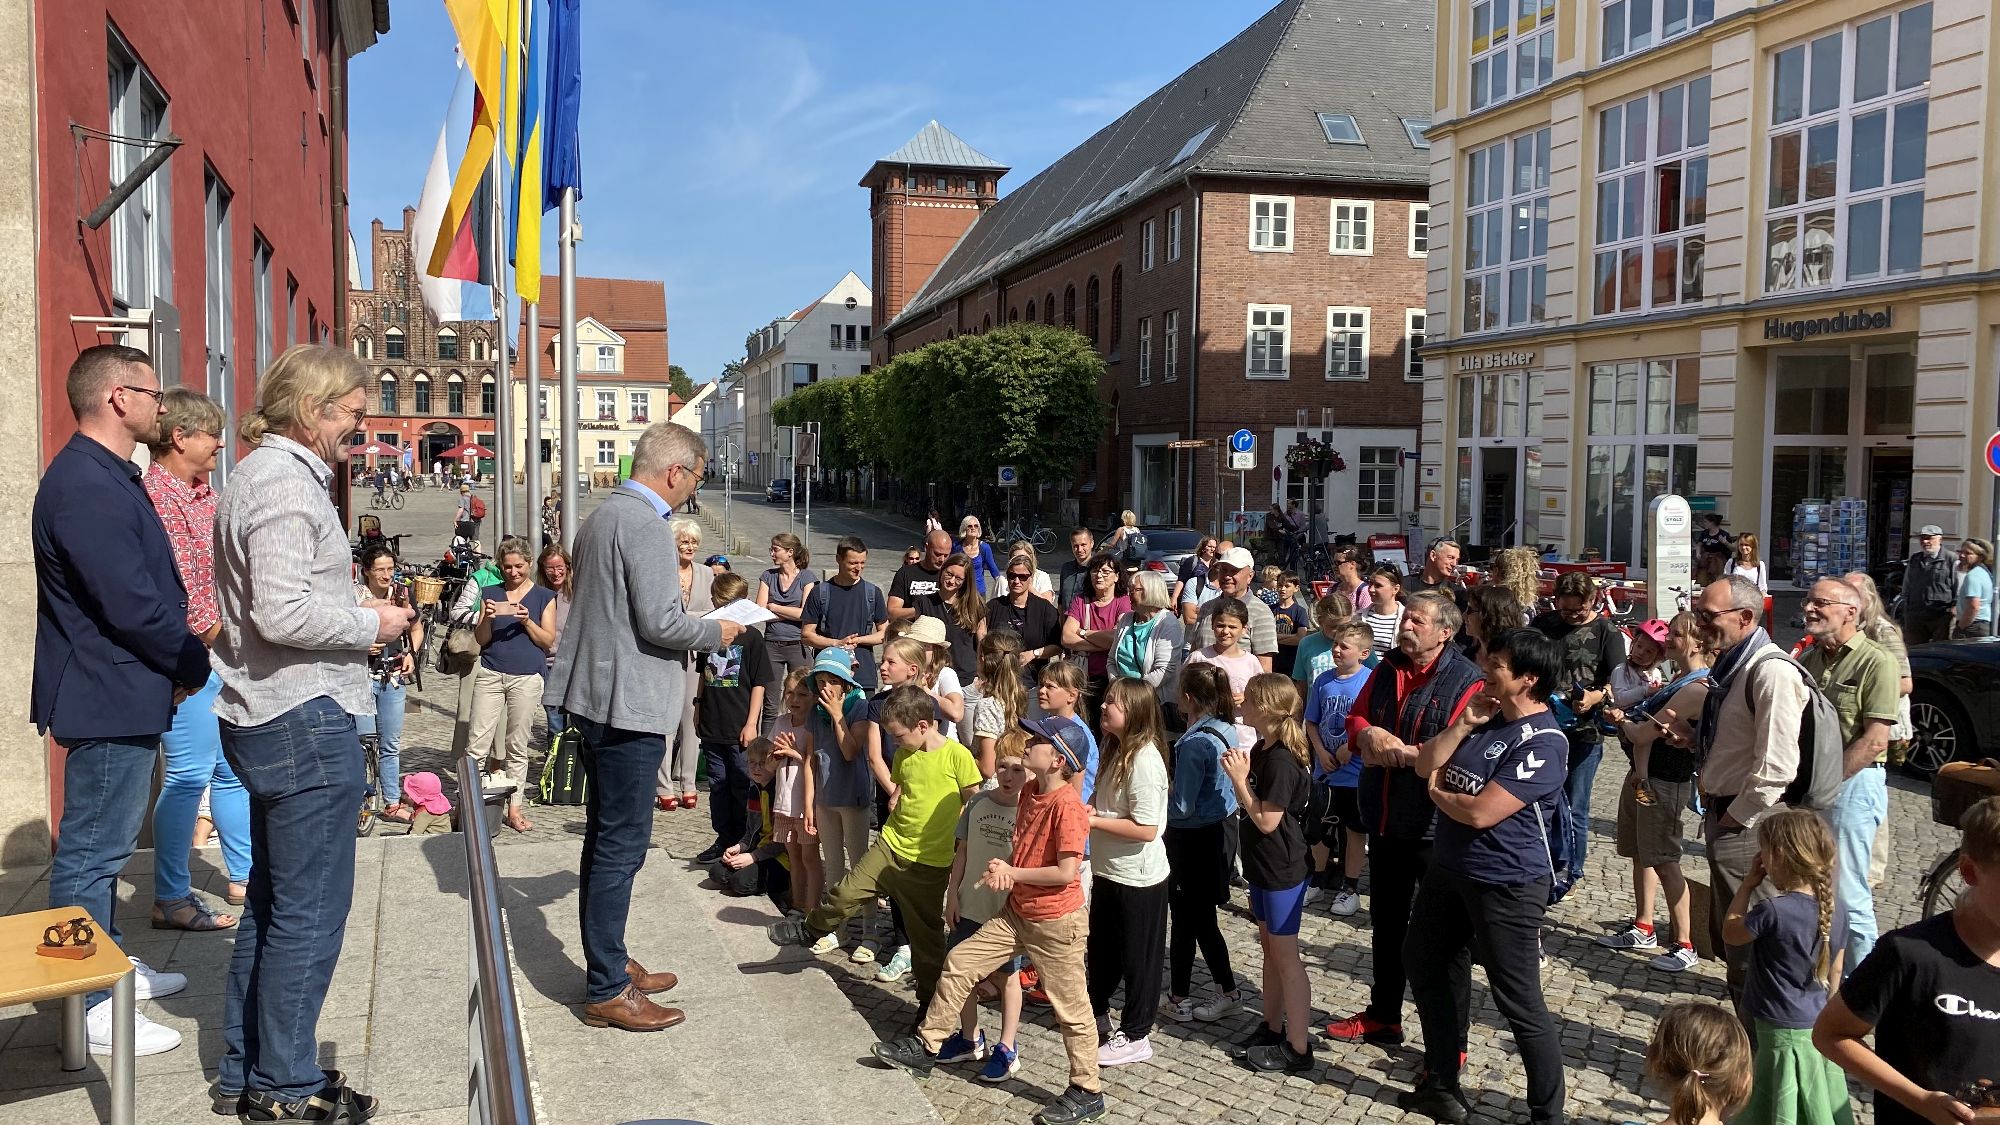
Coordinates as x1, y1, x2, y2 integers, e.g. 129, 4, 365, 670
210, 434, 378, 726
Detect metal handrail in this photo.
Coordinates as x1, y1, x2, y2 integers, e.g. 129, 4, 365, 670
459, 754, 537, 1125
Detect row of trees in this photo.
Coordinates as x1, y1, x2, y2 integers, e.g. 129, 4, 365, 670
772, 324, 1109, 496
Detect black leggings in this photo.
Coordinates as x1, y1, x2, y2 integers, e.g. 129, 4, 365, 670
1088, 876, 1170, 1040
1165, 821, 1237, 998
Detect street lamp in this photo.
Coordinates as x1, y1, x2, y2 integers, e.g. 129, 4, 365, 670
720, 439, 741, 543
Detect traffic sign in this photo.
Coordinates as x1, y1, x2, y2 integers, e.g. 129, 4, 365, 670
1986, 430, 2000, 477
1229, 428, 1254, 454
997, 465, 1019, 488
1228, 450, 1255, 471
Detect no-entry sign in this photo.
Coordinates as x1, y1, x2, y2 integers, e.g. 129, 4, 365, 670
1986, 430, 2000, 477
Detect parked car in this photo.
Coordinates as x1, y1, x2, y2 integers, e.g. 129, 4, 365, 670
765, 478, 791, 504
1904, 637, 2000, 777
1131, 526, 1203, 578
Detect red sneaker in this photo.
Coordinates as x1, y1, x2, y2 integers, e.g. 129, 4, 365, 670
1018, 968, 1049, 1005
1323, 1012, 1404, 1045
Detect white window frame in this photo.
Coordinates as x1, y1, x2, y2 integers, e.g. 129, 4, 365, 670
596, 439, 617, 466
629, 389, 650, 422
1356, 447, 1402, 519
1141, 219, 1157, 271
595, 344, 617, 373
1246, 304, 1291, 379
1602, 0, 1718, 64
1167, 207, 1183, 261
1249, 196, 1293, 253
1462, 127, 1551, 334
1583, 358, 1701, 569
1410, 204, 1430, 256
1325, 307, 1370, 380
1164, 310, 1180, 382
1329, 200, 1374, 255
1470, 0, 1556, 113
1137, 317, 1153, 385
595, 389, 617, 421
1593, 74, 1712, 317
252, 236, 273, 377
538, 387, 549, 420
108, 31, 171, 314
1406, 309, 1427, 381
1763, 3, 1932, 294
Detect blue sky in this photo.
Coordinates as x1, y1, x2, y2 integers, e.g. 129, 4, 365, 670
348, 1, 1275, 387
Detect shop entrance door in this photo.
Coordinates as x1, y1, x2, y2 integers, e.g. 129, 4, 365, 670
1477, 446, 1520, 547
1866, 448, 1913, 571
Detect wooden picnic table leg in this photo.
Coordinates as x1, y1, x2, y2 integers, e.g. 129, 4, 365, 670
59, 993, 86, 1071
111, 969, 135, 1125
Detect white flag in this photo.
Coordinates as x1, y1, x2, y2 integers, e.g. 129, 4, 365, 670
412, 58, 470, 323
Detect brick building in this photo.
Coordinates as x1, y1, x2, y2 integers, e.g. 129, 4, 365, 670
349, 209, 500, 470
869, 0, 1435, 534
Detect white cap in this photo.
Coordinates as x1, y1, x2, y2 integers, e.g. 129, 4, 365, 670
1212, 547, 1255, 572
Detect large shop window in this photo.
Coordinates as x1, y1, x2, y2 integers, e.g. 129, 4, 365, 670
1464, 128, 1551, 333
1594, 75, 1710, 316
1767, 348, 1917, 582
1765, 3, 1932, 293
1453, 370, 1545, 547
1471, 0, 1557, 112
1584, 358, 1698, 571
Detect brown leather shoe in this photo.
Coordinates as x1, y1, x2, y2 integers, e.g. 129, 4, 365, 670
581, 985, 685, 1032
625, 959, 679, 994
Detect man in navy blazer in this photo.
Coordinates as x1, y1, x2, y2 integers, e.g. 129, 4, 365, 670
32, 344, 212, 1055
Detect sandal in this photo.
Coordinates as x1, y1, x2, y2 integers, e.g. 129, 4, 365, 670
503, 812, 534, 834
152, 893, 237, 931
680, 793, 700, 810
378, 802, 415, 824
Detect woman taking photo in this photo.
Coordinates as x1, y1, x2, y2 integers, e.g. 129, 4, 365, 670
1061, 552, 1132, 727
470, 537, 557, 833
923, 553, 984, 681
755, 532, 819, 727
143, 387, 250, 929
537, 544, 573, 735
1401, 627, 1571, 1123
355, 545, 421, 826
1725, 533, 1769, 596
659, 518, 714, 809
958, 514, 1002, 595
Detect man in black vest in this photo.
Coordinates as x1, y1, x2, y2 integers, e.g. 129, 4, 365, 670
1900, 524, 1957, 645
1323, 590, 1486, 1048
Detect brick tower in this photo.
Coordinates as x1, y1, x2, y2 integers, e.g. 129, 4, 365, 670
860, 121, 1006, 364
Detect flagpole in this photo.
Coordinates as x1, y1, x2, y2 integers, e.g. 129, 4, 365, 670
526, 300, 542, 542
489, 157, 515, 542
559, 188, 578, 549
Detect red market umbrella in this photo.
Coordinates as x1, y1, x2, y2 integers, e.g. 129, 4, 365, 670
354, 441, 401, 457
437, 442, 497, 459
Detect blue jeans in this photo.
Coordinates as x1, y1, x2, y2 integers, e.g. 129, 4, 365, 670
574, 717, 667, 1003
703, 740, 750, 849
155, 671, 252, 900
1563, 736, 1604, 874
51, 734, 160, 1006
216, 697, 365, 1100
1827, 765, 1888, 972
354, 676, 405, 806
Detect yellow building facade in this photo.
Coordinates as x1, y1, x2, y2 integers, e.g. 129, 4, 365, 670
1422, 0, 2000, 584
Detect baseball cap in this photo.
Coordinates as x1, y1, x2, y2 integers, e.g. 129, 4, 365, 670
1210, 547, 1255, 573
1634, 618, 1671, 647
705, 554, 730, 568
902, 615, 947, 647
1918, 524, 1945, 536
402, 772, 452, 816
1019, 717, 1089, 773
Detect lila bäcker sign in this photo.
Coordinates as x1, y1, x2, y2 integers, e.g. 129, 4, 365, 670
1763, 307, 1892, 342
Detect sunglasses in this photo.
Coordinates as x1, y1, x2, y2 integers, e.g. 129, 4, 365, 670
1007, 572, 1032, 582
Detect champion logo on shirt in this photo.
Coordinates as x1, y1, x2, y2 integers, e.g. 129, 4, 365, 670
1935, 993, 2000, 1020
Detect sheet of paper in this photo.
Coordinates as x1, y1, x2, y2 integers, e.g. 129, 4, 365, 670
702, 600, 776, 627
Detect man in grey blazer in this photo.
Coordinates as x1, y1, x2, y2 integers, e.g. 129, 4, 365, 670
545, 422, 741, 1031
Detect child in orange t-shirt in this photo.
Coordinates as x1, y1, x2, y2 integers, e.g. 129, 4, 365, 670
869, 716, 1105, 1125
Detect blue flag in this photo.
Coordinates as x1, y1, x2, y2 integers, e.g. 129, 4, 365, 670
542, 0, 582, 210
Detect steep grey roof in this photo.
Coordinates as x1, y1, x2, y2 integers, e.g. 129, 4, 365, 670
866, 121, 1009, 179
888, 0, 1435, 331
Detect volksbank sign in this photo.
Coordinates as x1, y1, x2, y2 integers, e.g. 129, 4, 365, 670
1763, 307, 1892, 342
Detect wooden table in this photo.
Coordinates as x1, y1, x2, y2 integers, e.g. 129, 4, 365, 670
0, 907, 136, 1125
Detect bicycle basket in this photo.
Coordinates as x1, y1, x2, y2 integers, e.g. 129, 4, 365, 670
1932, 759, 2000, 829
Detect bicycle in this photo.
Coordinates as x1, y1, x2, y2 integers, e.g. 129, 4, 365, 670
357, 729, 385, 837
994, 517, 1056, 554
1920, 846, 1965, 918
369, 488, 404, 511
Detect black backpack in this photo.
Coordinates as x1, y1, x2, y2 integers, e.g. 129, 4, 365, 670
539, 725, 589, 806
1122, 529, 1148, 565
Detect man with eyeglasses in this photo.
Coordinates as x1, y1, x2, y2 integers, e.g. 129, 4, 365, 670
1183, 547, 1279, 672
33, 345, 213, 1057
1686, 575, 1811, 1018
1799, 578, 1899, 972
546, 421, 739, 1033
1900, 524, 1957, 645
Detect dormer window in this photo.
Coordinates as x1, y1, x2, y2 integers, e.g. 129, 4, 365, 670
1318, 113, 1365, 145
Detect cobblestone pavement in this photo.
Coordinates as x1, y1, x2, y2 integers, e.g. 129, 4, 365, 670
382, 484, 1942, 1123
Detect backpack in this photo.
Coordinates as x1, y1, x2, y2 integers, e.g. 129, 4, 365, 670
539, 724, 589, 805
812, 577, 887, 631
1122, 529, 1148, 565
469, 496, 488, 520
1742, 649, 1848, 811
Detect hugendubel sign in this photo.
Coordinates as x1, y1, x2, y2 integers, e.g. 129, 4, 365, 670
1762, 307, 1892, 342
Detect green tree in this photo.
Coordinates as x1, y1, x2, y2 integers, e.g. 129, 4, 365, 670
667, 364, 697, 402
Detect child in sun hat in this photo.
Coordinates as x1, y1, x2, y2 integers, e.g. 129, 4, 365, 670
403, 772, 453, 835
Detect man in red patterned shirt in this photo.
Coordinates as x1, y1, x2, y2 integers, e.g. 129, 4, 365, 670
142, 388, 252, 940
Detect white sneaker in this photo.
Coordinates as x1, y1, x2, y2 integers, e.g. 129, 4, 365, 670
808, 931, 842, 956
130, 958, 187, 1000
86, 998, 181, 1057
875, 945, 913, 982
1193, 989, 1242, 1022
1595, 924, 1660, 951
851, 938, 880, 965
1097, 1031, 1153, 1066
1163, 995, 1199, 1023
1329, 890, 1360, 917
1649, 946, 1700, 973
1302, 885, 1324, 906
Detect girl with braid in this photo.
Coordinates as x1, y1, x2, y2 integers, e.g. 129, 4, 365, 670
1722, 808, 1853, 1124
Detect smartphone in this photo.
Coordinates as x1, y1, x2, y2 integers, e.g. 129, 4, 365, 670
392, 581, 410, 608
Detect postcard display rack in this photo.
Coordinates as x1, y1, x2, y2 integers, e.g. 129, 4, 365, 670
1789, 498, 1868, 585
